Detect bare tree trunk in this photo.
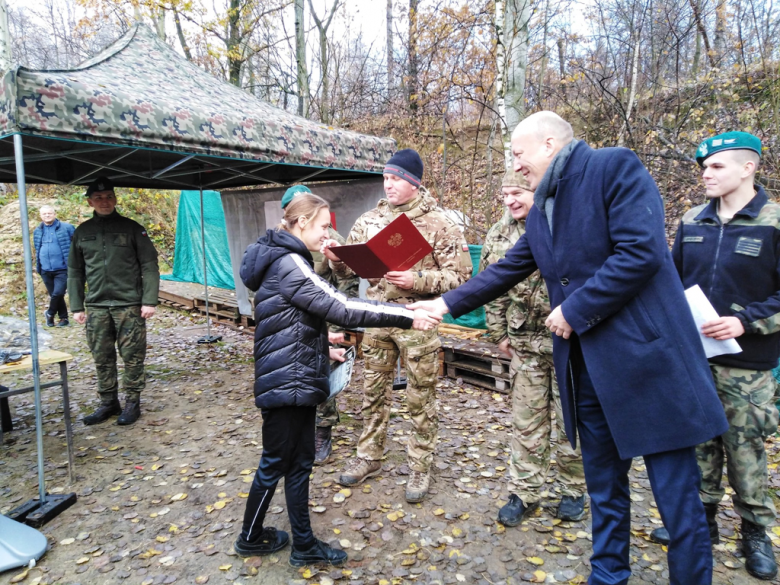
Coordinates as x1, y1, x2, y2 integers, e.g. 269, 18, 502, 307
688, 0, 716, 67
714, 0, 727, 63
308, 0, 342, 124
387, 0, 393, 100
618, 25, 641, 146
0, 0, 12, 71
496, 0, 530, 169
557, 37, 565, 79
173, 8, 193, 61
408, 0, 419, 118
227, 0, 242, 86
154, 7, 166, 41
295, 0, 309, 117
538, 0, 550, 108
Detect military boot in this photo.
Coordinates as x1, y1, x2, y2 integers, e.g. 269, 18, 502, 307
117, 400, 141, 425
742, 519, 778, 580
314, 427, 332, 465
557, 495, 587, 522
83, 400, 122, 425
498, 494, 538, 527
338, 457, 381, 486
405, 470, 430, 503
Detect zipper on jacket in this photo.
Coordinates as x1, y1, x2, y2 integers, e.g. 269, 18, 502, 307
709, 222, 725, 297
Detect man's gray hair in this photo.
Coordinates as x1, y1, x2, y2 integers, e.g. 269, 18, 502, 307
512, 111, 573, 145
40, 204, 56, 214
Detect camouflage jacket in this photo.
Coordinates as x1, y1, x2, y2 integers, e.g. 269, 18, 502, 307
479, 210, 552, 354
331, 190, 472, 305
315, 227, 360, 333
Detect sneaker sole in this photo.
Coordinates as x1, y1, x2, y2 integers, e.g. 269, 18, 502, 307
498, 504, 538, 527
288, 556, 347, 568
557, 510, 587, 522
234, 541, 288, 557
338, 466, 381, 487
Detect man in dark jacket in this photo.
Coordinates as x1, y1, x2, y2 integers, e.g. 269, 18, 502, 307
33, 205, 75, 327
411, 111, 729, 585
649, 132, 778, 580
68, 177, 160, 426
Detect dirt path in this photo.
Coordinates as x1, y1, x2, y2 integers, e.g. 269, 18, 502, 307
1, 307, 778, 584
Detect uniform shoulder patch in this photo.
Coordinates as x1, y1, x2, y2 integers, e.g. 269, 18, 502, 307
462, 244, 469, 252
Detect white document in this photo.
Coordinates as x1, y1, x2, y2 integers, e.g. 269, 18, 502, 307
684, 285, 742, 359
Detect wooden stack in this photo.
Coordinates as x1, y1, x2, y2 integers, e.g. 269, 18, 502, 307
440, 333, 511, 393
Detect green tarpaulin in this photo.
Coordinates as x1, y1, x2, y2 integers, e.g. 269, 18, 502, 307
443, 245, 486, 330
161, 190, 235, 290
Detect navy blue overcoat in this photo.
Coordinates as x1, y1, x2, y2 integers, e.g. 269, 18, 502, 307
445, 142, 728, 459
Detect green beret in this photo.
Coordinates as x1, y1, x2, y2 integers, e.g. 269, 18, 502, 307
281, 185, 312, 209
695, 131, 762, 167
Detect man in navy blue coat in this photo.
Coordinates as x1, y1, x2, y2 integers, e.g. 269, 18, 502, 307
410, 111, 729, 585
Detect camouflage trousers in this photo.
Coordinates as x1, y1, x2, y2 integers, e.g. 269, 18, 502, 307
697, 365, 779, 527
356, 327, 441, 473
85, 306, 147, 403
316, 396, 339, 428
507, 341, 585, 504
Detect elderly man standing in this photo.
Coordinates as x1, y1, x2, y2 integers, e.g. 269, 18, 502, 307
325, 149, 472, 503
68, 176, 160, 426
34, 205, 75, 327
481, 169, 586, 526
411, 112, 728, 584
280, 184, 360, 464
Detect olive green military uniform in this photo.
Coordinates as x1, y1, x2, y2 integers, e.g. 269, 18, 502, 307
332, 190, 472, 472
68, 210, 159, 403
481, 210, 585, 505
315, 227, 360, 428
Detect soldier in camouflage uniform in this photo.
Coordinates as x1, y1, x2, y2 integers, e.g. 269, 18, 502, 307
325, 149, 472, 503
652, 132, 779, 580
68, 176, 160, 427
280, 185, 360, 464
482, 169, 586, 526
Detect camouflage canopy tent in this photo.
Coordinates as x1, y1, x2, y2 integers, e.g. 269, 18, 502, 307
0, 23, 395, 506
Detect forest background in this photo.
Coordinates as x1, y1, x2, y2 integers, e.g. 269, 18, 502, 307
1, 0, 779, 309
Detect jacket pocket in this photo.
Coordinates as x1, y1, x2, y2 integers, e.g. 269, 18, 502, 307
112, 233, 130, 247
625, 297, 660, 342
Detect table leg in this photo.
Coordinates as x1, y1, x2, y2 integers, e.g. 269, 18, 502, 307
59, 361, 75, 484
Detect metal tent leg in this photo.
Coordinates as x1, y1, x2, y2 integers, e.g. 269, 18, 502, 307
14, 134, 46, 504
9, 134, 78, 527
197, 184, 221, 345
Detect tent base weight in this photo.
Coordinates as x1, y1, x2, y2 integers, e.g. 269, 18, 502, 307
393, 377, 407, 390
197, 335, 222, 344
8, 493, 78, 527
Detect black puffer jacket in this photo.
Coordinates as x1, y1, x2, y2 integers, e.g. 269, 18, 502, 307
241, 229, 415, 409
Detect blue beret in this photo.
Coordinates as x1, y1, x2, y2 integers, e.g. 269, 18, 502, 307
281, 185, 312, 209
695, 131, 762, 166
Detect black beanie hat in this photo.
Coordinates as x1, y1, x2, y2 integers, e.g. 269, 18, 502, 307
384, 149, 423, 187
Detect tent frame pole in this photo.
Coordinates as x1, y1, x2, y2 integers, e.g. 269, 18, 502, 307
14, 134, 46, 504
197, 182, 221, 344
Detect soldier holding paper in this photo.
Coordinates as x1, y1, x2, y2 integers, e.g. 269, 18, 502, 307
324, 148, 472, 503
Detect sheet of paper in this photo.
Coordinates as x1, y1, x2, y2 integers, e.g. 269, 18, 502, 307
328, 346, 356, 399
684, 285, 742, 359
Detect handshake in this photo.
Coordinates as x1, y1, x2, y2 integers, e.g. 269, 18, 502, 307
407, 298, 451, 331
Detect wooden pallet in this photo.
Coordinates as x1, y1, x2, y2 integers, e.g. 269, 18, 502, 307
192, 290, 240, 320
158, 289, 195, 310
441, 337, 511, 393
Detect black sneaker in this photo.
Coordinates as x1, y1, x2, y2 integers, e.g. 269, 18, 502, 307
497, 494, 538, 527
117, 400, 141, 425
83, 401, 122, 425
234, 528, 289, 557
289, 539, 347, 567
56, 319, 70, 327
44, 312, 55, 327
557, 494, 587, 522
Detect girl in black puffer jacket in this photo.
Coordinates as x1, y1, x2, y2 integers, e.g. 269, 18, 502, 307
235, 193, 437, 567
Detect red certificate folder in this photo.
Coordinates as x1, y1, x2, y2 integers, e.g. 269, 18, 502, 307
332, 214, 433, 279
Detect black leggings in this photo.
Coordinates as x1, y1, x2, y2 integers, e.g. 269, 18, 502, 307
240, 405, 316, 549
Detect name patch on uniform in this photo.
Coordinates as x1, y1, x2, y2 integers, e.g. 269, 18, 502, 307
82, 235, 97, 241
683, 236, 704, 243
735, 237, 762, 257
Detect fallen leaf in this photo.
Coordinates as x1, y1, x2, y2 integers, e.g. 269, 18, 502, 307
194, 577, 209, 584
527, 556, 544, 566
218, 564, 232, 571
170, 493, 187, 502
10, 570, 28, 583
